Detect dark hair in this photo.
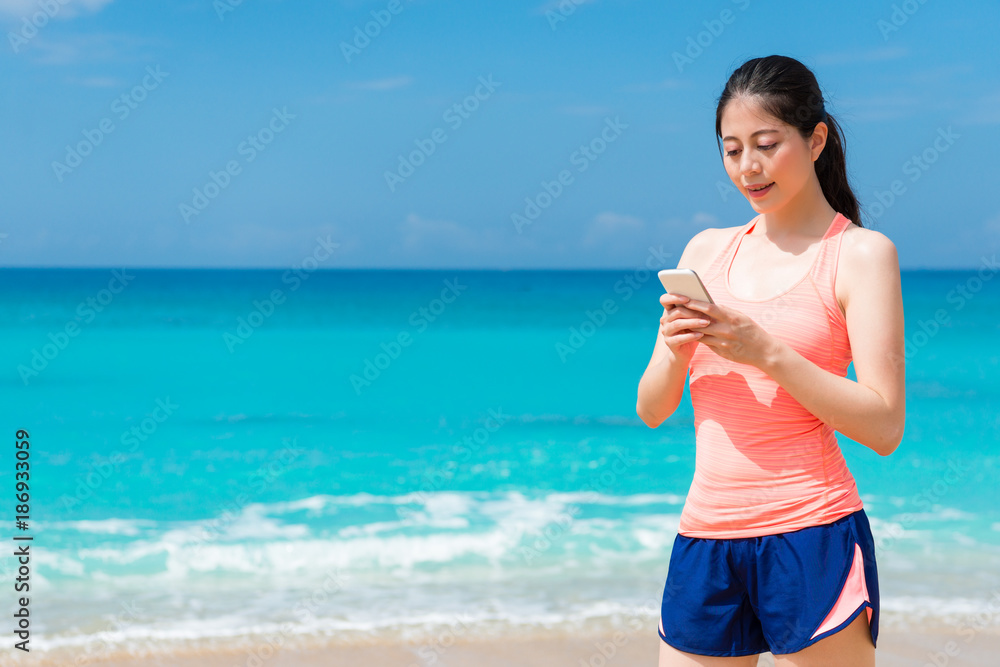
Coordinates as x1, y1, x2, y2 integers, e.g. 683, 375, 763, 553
715, 55, 864, 228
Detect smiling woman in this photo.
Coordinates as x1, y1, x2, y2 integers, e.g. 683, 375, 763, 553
637, 54, 906, 667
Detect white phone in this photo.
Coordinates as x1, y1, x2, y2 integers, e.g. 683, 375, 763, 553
657, 269, 715, 304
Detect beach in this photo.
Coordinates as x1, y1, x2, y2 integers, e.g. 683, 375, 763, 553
17, 623, 1000, 667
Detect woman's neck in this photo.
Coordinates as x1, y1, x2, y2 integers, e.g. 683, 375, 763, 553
755, 179, 838, 241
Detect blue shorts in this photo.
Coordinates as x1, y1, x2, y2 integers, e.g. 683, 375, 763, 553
658, 509, 879, 657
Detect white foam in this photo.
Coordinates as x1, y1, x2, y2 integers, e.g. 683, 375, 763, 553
34, 551, 87, 576
34, 491, 995, 601
29, 596, 663, 653
29, 589, 1000, 656
882, 595, 1000, 620
894, 507, 979, 521
39, 518, 156, 535
51, 498, 660, 585
547, 491, 686, 506
206, 490, 686, 520
71, 525, 522, 581
222, 507, 309, 540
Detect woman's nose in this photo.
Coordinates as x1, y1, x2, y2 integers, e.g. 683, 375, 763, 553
740, 153, 760, 175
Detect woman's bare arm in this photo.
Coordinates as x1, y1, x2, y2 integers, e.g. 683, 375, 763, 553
637, 229, 719, 428
636, 325, 694, 428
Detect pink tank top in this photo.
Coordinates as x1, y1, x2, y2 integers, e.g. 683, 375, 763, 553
678, 212, 863, 538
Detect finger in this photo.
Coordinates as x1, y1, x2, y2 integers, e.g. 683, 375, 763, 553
665, 329, 704, 344
659, 293, 691, 307
663, 319, 705, 334
684, 300, 717, 317
666, 324, 708, 342
668, 306, 702, 320
668, 311, 711, 325
676, 317, 711, 331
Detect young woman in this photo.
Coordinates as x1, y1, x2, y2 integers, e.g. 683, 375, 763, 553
636, 55, 905, 666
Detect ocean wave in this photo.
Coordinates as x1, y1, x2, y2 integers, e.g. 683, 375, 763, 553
256, 489, 687, 515
27, 590, 1000, 657
35, 496, 683, 584
29, 597, 662, 653
38, 518, 158, 535
29, 491, 998, 588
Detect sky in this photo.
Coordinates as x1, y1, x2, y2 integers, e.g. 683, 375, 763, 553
1, 0, 997, 269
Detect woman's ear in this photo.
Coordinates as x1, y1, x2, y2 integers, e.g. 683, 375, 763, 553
810, 122, 828, 162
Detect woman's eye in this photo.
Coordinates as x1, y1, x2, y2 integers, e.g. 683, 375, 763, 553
725, 143, 776, 157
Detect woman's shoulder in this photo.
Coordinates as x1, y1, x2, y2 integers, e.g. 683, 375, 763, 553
679, 224, 744, 275
835, 221, 900, 313
839, 221, 899, 266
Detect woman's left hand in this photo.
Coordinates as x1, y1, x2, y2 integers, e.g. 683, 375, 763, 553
683, 299, 778, 369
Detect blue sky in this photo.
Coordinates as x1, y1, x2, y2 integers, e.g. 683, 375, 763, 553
1, 0, 997, 269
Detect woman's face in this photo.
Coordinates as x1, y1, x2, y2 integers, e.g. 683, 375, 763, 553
719, 96, 824, 214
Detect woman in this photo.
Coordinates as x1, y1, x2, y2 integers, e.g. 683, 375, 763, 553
635, 55, 905, 666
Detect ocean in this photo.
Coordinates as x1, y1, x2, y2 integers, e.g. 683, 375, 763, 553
1, 267, 998, 660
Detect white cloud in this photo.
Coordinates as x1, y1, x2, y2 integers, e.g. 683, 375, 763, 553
0, 0, 114, 19
16, 32, 145, 65
903, 64, 975, 86
955, 90, 1000, 126
645, 212, 720, 249
347, 76, 414, 92
985, 213, 1000, 235
398, 213, 479, 252
572, 211, 720, 267
691, 212, 718, 227
581, 211, 644, 247
71, 75, 121, 87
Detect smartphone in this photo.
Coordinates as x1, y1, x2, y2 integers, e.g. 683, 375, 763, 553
657, 269, 715, 304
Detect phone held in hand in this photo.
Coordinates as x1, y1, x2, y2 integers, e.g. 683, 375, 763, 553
657, 269, 715, 305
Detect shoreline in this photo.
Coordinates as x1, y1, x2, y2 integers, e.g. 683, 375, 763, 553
17, 622, 1000, 667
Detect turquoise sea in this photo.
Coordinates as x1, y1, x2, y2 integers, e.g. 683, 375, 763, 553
1, 267, 999, 659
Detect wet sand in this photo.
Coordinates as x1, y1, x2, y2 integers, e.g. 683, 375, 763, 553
19, 623, 1000, 667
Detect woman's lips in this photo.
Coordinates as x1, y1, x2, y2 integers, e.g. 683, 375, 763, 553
747, 182, 774, 198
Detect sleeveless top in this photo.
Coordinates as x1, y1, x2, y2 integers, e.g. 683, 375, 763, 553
678, 212, 863, 538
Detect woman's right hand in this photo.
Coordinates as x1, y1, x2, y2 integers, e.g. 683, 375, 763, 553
659, 293, 710, 360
